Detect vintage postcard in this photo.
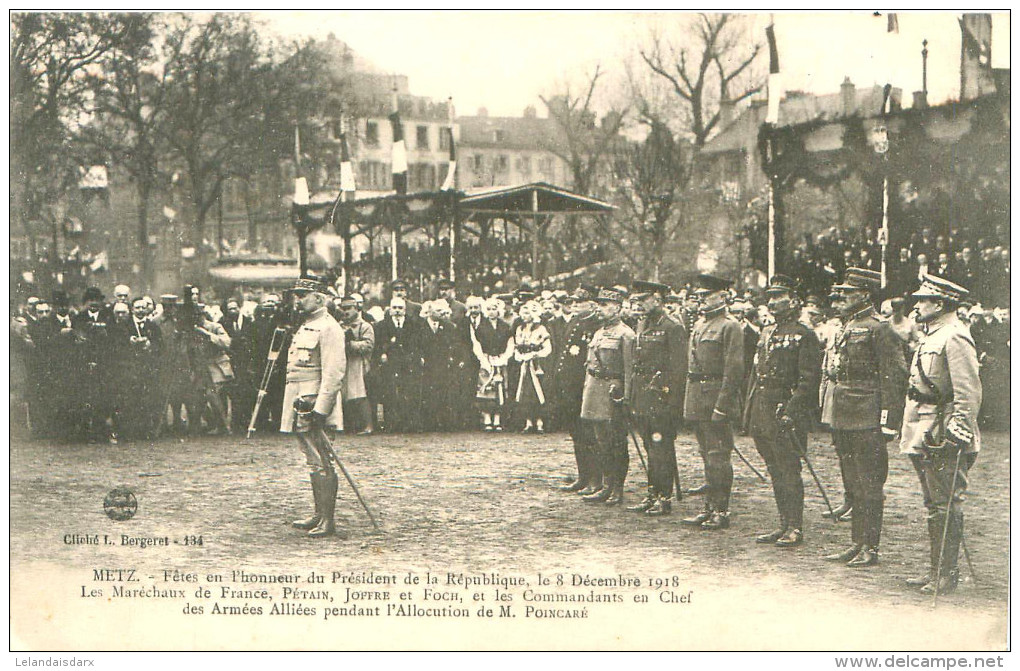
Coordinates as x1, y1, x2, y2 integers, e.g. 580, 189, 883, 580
9, 10, 1009, 654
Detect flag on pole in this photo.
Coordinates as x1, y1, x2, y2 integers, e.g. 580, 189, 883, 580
390, 89, 408, 194
881, 13, 900, 113
441, 97, 457, 191
338, 117, 356, 195
765, 22, 782, 125
887, 13, 899, 33
293, 125, 309, 206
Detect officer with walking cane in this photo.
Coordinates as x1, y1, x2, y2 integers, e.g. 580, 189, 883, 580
745, 274, 822, 547
281, 278, 348, 539
899, 275, 981, 597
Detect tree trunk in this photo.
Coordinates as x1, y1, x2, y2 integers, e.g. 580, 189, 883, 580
137, 183, 151, 292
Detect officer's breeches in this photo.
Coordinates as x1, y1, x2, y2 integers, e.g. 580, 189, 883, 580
593, 419, 628, 486
752, 430, 804, 528
833, 429, 887, 548
832, 435, 854, 506
694, 421, 735, 511
636, 414, 677, 497
297, 429, 336, 475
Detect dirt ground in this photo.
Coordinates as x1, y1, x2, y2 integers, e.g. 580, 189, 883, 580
8, 421, 1010, 651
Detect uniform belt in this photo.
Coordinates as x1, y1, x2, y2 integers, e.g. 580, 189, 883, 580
687, 373, 722, 382
907, 387, 939, 404
587, 368, 621, 380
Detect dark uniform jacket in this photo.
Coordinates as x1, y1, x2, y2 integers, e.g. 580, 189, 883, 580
829, 305, 908, 432
745, 318, 821, 440
683, 309, 745, 422
550, 310, 600, 418
632, 309, 688, 417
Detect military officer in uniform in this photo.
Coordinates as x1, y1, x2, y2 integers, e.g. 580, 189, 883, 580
900, 275, 981, 594
626, 281, 688, 516
823, 268, 907, 567
745, 275, 821, 547
682, 274, 744, 531
580, 288, 635, 506
282, 278, 348, 539
551, 285, 601, 494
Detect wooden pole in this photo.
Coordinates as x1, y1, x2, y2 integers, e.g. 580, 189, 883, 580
391, 227, 398, 281
531, 189, 540, 280
767, 182, 776, 279
880, 176, 889, 288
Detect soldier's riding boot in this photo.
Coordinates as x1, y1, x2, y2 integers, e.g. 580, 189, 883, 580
907, 513, 940, 587
292, 472, 323, 530
627, 487, 656, 512
645, 494, 672, 517
776, 477, 804, 546
309, 470, 342, 538
682, 497, 713, 526
756, 517, 787, 544
701, 510, 730, 531
582, 476, 611, 503
921, 507, 962, 595
847, 497, 882, 566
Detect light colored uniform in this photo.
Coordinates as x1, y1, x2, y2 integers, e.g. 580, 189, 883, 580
899, 312, 982, 456
280, 307, 346, 434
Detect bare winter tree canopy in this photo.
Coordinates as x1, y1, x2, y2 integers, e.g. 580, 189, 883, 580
638, 13, 763, 146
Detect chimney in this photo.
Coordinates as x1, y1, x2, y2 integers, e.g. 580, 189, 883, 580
719, 98, 736, 127
840, 77, 856, 116
912, 91, 928, 109
477, 107, 488, 118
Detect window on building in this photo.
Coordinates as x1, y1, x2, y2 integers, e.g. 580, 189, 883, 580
493, 129, 506, 143
516, 156, 531, 178
496, 155, 508, 172
439, 127, 451, 151
539, 157, 553, 178
416, 125, 430, 150
365, 121, 379, 147
473, 154, 484, 173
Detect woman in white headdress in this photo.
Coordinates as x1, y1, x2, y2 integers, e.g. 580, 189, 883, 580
513, 300, 553, 433
471, 297, 514, 431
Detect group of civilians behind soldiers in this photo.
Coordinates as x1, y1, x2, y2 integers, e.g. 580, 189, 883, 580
10, 265, 1000, 593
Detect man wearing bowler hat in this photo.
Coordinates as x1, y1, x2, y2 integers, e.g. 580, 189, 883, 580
626, 280, 688, 516
822, 268, 907, 567
746, 275, 821, 547
580, 288, 635, 506
681, 274, 744, 530
899, 274, 981, 594
283, 278, 347, 538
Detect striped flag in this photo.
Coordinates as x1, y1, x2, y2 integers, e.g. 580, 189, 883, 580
293, 125, 309, 206
440, 97, 456, 191
390, 90, 408, 195
887, 13, 899, 33
338, 117, 356, 195
765, 22, 782, 125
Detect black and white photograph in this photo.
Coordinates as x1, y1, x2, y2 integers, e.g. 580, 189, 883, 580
8, 10, 1011, 656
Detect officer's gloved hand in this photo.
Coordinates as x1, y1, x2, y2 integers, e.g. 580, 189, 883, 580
711, 408, 727, 423
879, 409, 899, 442
309, 411, 328, 429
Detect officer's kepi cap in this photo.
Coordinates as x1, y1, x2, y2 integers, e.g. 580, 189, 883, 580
291, 278, 328, 295
570, 283, 598, 301
631, 280, 671, 299
765, 274, 799, 295
390, 279, 408, 290
692, 273, 732, 294
912, 274, 969, 303
594, 288, 626, 304
437, 278, 455, 290
831, 267, 881, 292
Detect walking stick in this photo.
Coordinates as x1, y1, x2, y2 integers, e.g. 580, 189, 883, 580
247, 327, 287, 438
932, 445, 964, 608
317, 428, 383, 534
960, 535, 979, 586
732, 441, 768, 482
625, 422, 649, 477
778, 404, 837, 521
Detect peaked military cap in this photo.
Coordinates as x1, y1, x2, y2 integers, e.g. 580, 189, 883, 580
390, 279, 408, 290
291, 278, 328, 294
693, 273, 732, 294
631, 280, 671, 298
912, 274, 969, 303
832, 267, 882, 291
437, 278, 455, 290
594, 287, 626, 304
571, 283, 598, 301
765, 274, 799, 294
